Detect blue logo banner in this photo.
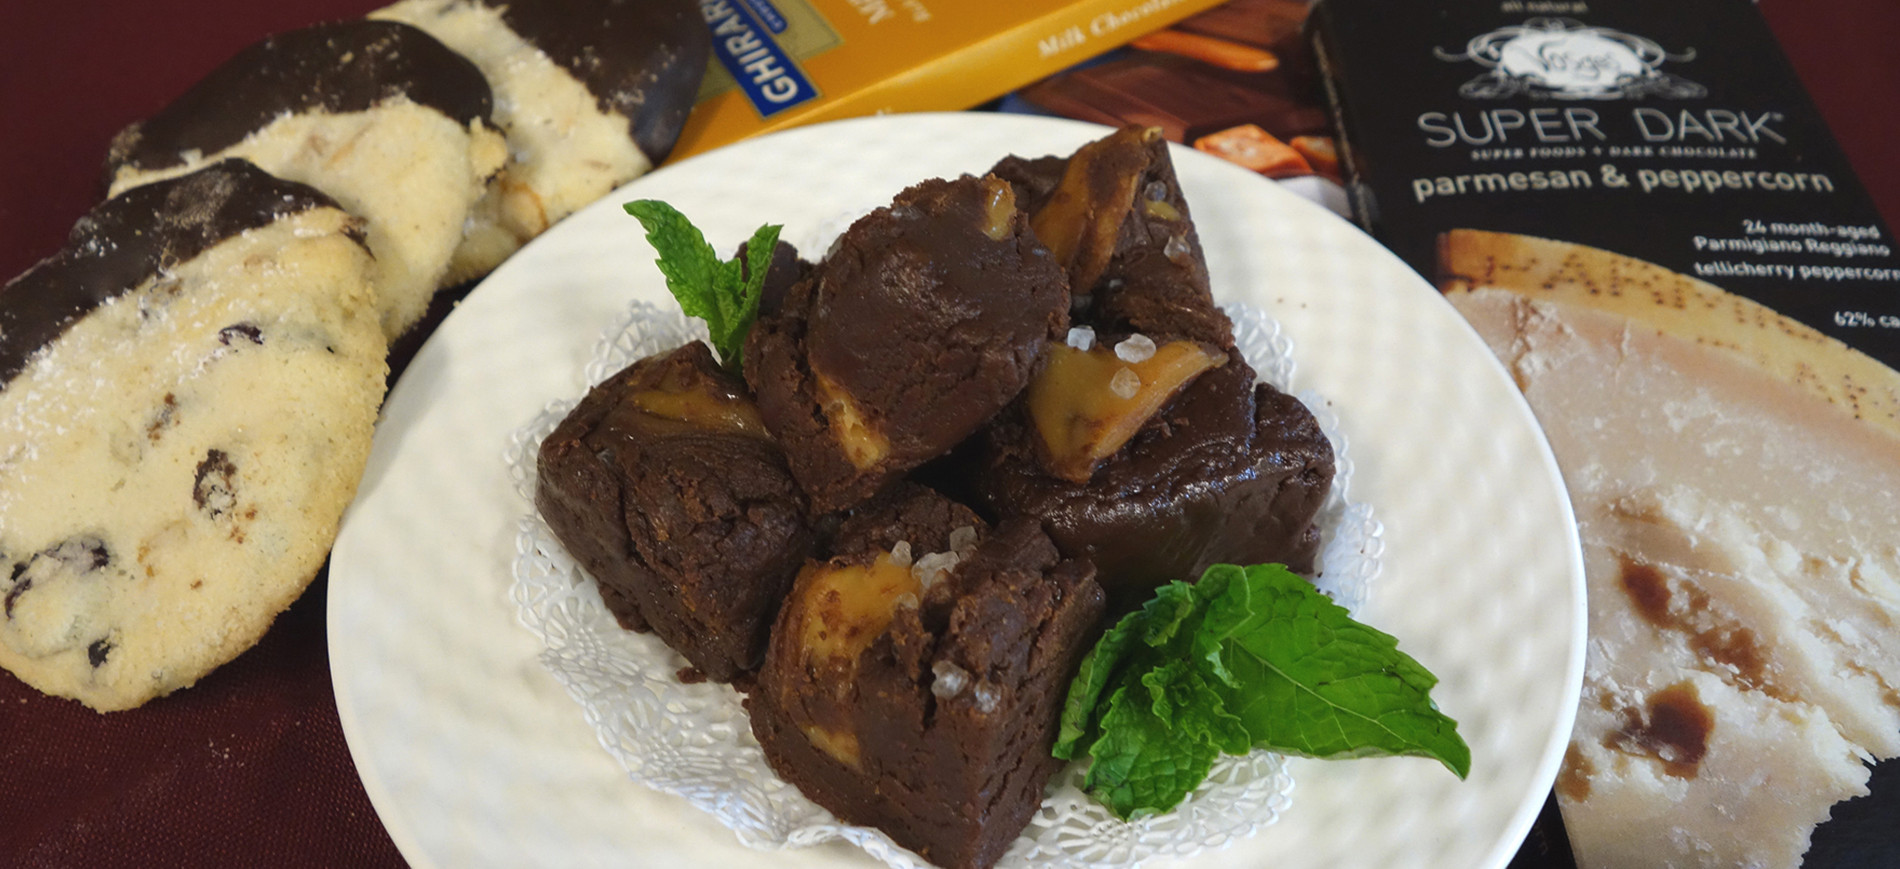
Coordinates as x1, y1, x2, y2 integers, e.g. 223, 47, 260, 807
702, 0, 819, 118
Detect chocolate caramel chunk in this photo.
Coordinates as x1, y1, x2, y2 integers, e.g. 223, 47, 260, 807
978, 356, 1333, 612
1025, 334, 1227, 482
746, 174, 1069, 512
749, 485, 1104, 869
536, 341, 814, 683
991, 125, 1233, 348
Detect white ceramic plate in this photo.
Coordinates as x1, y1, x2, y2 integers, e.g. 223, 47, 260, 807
330, 112, 1586, 869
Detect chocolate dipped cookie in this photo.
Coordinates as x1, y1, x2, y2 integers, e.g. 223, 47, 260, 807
373, 0, 709, 280
104, 19, 508, 339
0, 160, 388, 711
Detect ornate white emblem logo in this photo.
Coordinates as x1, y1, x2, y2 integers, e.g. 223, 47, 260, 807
1435, 17, 1706, 100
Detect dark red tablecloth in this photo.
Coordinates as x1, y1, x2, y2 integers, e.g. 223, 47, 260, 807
1, 1, 1895, 867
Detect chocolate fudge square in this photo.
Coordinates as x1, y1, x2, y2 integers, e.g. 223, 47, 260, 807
535, 341, 813, 683
977, 356, 1333, 613
744, 173, 1069, 513
989, 124, 1233, 348
749, 486, 1104, 869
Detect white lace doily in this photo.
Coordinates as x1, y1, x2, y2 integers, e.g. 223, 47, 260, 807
504, 300, 1384, 868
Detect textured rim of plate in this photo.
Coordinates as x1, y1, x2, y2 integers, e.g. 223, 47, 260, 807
329, 112, 1586, 869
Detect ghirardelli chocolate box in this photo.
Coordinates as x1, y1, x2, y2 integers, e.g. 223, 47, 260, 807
1310, 2, 1900, 869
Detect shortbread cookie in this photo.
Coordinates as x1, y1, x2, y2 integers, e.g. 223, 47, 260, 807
0, 160, 388, 712
374, 0, 709, 280
1440, 230, 1900, 868
104, 19, 507, 339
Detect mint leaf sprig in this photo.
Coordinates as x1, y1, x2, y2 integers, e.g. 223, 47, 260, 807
1056, 563, 1470, 819
624, 199, 782, 377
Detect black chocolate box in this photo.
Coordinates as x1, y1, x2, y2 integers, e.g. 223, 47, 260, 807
1308, 2, 1900, 869
1309, 0, 1900, 366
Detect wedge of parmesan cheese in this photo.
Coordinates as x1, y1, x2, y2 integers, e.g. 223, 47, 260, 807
1441, 229, 1900, 869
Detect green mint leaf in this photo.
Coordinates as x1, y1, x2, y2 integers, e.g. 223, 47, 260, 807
1189, 565, 1248, 688
1145, 659, 1251, 756
711, 255, 746, 367
624, 200, 721, 326
1054, 580, 1200, 760
1135, 578, 1203, 648
1209, 564, 1472, 779
720, 222, 781, 376
624, 200, 779, 377
1054, 607, 1144, 760
1058, 562, 1470, 819
1082, 684, 1221, 819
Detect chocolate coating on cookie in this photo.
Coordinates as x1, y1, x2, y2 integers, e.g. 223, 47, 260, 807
0, 160, 352, 385
107, 19, 493, 175
494, 0, 709, 162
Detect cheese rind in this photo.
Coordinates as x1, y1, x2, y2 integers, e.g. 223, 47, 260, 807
1439, 228, 1900, 440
